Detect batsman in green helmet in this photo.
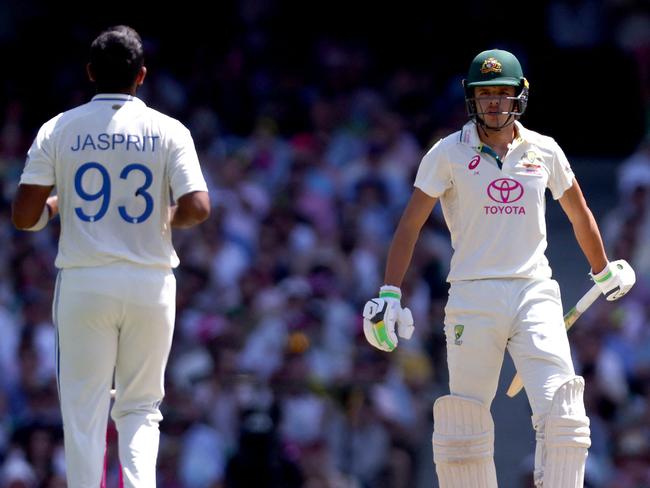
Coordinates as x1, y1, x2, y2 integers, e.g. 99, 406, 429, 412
362, 47, 636, 488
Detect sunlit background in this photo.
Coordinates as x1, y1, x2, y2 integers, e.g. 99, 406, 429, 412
0, 1, 648, 487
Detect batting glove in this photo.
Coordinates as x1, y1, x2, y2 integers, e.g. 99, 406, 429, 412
590, 259, 636, 301
362, 285, 414, 352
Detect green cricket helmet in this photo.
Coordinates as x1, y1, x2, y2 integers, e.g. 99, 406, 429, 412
462, 49, 529, 128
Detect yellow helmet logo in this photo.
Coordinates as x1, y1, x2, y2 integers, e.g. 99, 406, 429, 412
480, 57, 502, 74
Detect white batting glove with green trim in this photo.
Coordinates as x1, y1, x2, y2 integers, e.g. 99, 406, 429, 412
590, 259, 636, 301
362, 285, 414, 352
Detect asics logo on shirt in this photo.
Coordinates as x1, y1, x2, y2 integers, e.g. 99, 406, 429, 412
468, 155, 481, 170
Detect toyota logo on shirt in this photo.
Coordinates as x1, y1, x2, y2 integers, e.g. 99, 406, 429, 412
487, 178, 524, 203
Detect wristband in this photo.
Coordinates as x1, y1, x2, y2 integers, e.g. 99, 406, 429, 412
591, 263, 612, 283
24, 205, 50, 232
379, 285, 401, 300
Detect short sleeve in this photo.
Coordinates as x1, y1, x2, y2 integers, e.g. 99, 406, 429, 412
547, 140, 575, 200
167, 124, 208, 201
19, 120, 57, 186
414, 140, 452, 197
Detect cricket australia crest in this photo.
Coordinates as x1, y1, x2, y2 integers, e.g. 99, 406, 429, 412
454, 324, 464, 345
480, 57, 502, 74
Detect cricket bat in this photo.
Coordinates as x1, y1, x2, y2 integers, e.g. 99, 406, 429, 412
505, 283, 601, 398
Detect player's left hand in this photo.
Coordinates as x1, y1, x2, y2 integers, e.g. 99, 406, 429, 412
362, 286, 414, 352
590, 259, 636, 301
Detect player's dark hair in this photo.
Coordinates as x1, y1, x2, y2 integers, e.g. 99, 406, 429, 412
89, 25, 144, 93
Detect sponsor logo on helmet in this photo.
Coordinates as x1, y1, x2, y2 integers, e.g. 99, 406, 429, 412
485, 178, 526, 215
480, 57, 502, 74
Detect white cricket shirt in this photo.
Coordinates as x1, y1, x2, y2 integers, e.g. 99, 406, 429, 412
415, 121, 574, 282
20, 94, 208, 269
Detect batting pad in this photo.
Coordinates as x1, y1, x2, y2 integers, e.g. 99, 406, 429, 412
433, 395, 498, 488
542, 376, 591, 488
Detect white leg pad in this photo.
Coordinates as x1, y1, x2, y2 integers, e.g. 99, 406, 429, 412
540, 376, 591, 488
432, 395, 498, 488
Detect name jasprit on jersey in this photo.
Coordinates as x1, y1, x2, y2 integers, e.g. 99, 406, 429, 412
70, 133, 160, 152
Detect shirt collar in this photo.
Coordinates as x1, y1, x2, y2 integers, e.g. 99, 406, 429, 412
91, 93, 145, 106
459, 120, 528, 149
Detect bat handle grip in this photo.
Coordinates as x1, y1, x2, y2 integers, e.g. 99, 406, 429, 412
576, 283, 601, 313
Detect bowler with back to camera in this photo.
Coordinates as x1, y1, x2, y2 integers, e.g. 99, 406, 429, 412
11, 25, 210, 487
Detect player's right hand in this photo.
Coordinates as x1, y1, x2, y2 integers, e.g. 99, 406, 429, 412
590, 259, 636, 301
362, 286, 414, 352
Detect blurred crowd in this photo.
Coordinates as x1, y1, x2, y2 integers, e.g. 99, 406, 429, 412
0, 1, 649, 487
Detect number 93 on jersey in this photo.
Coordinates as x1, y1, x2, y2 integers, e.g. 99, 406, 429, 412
74, 161, 154, 224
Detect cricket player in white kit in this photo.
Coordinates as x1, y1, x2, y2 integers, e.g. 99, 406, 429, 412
362, 49, 636, 487
11, 26, 210, 487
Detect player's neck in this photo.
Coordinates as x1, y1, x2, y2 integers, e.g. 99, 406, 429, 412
478, 124, 516, 150
95, 83, 139, 96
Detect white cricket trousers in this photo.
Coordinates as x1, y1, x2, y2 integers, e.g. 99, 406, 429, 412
53, 263, 176, 488
444, 278, 575, 420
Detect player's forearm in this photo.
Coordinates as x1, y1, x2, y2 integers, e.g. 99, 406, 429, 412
559, 180, 608, 273
384, 188, 438, 286
169, 205, 209, 228
571, 209, 608, 274
384, 221, 421, 287
169, 191, 210, 228
12, 184, 55, 229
